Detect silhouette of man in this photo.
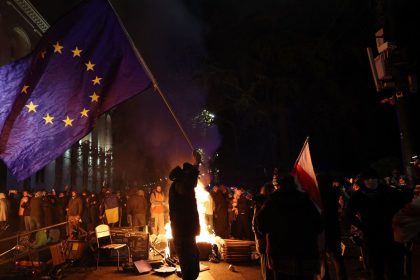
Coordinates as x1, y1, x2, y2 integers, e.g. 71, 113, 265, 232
169, 150, 201, 280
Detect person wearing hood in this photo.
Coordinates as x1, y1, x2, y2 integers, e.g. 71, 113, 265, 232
168, 150, 201, 280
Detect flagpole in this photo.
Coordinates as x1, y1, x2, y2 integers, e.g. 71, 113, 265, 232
293, 136, 310, 168
106, 0, 194, 151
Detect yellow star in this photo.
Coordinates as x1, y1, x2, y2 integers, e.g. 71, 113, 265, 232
25, 101, 38, 113
62, 116, 74, 127
43, 114, 54, 124
52, 41, 64, 54
92, 76, 102, 85
21, 85, 30, 94
72, 47, 82, 57
40, 50, 47, 59
80, 108, 89, 117
85, 60, 95, 71
89, 92, 100, 102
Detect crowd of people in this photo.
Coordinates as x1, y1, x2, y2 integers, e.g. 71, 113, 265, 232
0, 182, 258, 242
253, 168, 419, 280
0, 185, 160, 238
0, 164, 419, 280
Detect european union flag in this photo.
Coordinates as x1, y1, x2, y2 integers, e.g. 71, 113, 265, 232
0, 0, 151, 180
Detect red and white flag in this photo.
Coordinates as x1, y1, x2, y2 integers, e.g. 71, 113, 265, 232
292, 137, 322, 210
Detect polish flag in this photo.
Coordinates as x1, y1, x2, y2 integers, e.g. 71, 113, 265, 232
292, 137, 322, 210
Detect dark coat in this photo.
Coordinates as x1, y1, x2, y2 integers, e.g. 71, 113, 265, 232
30, 197, 42, 220
345, 184, 410, 246
41, 196, 53, 226
99, 194, 119, 215
55, 196, 68, 222
126, 194, 148, 215
67, 196, 83, 216
169, 163, 200, 238
257, 187, 322, 276
212, 191, 229, 238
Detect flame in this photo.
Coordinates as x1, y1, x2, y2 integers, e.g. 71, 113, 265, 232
165, 222, 172, 239
164, 180, 216, 244
194, 180, 216, 244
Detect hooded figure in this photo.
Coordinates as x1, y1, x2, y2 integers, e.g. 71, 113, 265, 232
168, 151, 201, 280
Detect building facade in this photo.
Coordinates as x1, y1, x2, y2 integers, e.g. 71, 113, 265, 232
0, 0, 113, 192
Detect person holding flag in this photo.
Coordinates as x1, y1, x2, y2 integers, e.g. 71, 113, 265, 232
256, 174, 322, 279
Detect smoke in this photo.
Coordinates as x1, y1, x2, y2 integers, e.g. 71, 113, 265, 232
111, 0, 220, 187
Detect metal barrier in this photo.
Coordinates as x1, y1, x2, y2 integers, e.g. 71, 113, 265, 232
0, 221, 69, 244
0, 221, 69, 263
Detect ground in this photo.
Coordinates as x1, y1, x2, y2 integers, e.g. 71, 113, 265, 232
60, 261, 261, 280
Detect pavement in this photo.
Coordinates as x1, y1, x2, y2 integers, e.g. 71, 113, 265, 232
60, 261, 262, 280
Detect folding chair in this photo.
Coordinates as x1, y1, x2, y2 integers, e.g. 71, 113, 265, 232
95, 224, 129, 271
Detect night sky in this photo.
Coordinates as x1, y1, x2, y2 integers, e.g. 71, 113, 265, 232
32, 0, 419, 188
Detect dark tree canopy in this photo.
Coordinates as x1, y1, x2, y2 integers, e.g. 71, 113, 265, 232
188, 0, 416, 185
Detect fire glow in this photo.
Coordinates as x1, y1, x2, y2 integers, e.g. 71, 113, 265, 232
165, 180, 216, 244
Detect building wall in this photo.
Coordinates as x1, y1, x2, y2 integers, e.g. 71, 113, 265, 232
0, 0, 112, 191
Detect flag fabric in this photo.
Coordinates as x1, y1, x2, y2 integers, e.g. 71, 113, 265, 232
0, 0, 151, 180
292, 138, 322, 210
105, 207, 119, 224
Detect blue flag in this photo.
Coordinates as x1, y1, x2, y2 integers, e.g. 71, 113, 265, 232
0, 0, 151, 180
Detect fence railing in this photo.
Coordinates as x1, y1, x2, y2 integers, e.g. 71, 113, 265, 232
0, 221, 69, 263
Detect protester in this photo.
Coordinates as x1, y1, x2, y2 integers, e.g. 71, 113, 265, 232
150, 185, 166, 235
235, 188, 252, 240
18, 191, 29, 231
30, 191, 43, 229
257, 174, 322, 280
88, 193, 100, 231
211, 185, 230, 238
67, 191, 83, 240
0, 193, 9, 230
127, 189, 148, 228
7, 191, 19, 231
253, 183, 274, 280
345, 168, 411, 280
80, 191, 90, 230
169, 150, 201, 280
55, 192, 68, 223
41, 191, 53, 226
99, 188, 120, 227
318, 174, 347, 280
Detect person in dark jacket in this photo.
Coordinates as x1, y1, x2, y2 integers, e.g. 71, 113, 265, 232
80, 191, 90, 230
211, 185, 230, 238
235, 188, 252, 240
257, 175, 322, 280
169, 150, 201, 280
55, 192, 68, 223
345, 169, 411, 280
127, 190, 148, 228
253, 183, 274, 280
67, 191, 83, 240
318, 174, 347, 280
88, 193, 100, 231
55, 192, 68, 238
99, 189, 120, 227
41, 191, 53, 227
30, 192, 43, 229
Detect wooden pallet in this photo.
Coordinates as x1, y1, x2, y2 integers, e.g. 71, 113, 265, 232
219, 239, 255, 263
